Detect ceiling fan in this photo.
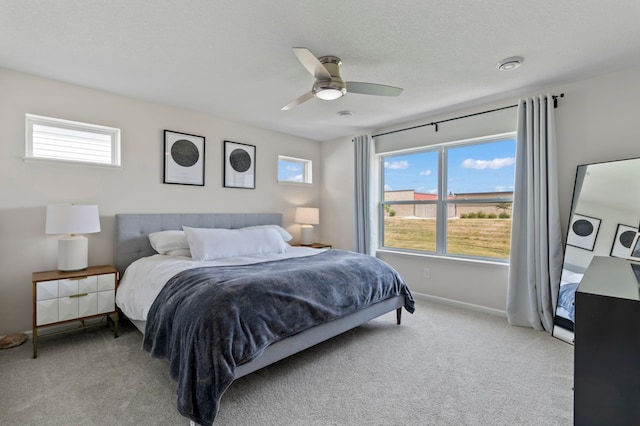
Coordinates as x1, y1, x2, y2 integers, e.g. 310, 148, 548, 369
281, 47, 403, 110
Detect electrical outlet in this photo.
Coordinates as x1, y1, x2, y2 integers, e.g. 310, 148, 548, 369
423, 267, 431, 279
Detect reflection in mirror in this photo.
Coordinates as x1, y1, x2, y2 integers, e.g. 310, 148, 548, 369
552, 157, 640, 344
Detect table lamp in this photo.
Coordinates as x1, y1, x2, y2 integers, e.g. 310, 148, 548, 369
295, 207, 319, 246
46, 204, 101, 271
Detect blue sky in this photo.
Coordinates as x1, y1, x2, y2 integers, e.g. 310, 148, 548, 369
278, 159, 304, 182
383, 139, 516, 194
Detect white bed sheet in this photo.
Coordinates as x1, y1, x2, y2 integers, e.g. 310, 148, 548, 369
116, 246, 326, 321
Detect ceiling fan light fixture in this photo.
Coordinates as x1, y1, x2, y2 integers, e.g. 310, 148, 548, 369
283, 48, 404, 110
497, 56, 524, 71
314, 86, 346, 100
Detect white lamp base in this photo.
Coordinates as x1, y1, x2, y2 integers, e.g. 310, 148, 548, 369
300, 225, 314, 246
58, 236, 88, 271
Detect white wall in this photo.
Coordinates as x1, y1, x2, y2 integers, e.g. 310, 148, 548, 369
0, 68, 321, 335
321, 65, 640, 314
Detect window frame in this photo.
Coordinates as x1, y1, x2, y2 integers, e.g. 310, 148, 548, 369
379, 132, 516, 262
277, 155, 312, 184
25, 114, 121, 167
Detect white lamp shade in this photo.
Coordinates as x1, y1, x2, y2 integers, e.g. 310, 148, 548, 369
46, 204, 101, 235
295, 207, 319, 225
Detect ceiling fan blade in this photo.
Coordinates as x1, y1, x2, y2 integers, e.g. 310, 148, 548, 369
346, 81, 403, 96
292, 47, 331, 80
281, 91, 314, 111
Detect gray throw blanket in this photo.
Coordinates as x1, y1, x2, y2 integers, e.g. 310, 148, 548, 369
143, 249, 414, 425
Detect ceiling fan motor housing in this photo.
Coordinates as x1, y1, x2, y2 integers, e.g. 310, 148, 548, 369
312, 56, 346, 100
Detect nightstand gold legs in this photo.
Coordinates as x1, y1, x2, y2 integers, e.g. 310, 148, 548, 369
32, 327, 38, 359
110, 312, 119, 338
32, 313, 118, 358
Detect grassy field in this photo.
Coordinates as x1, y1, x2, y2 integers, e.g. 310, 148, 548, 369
383, 217, 512, 259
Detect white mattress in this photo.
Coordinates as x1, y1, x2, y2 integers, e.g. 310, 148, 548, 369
116, 246, 325, 321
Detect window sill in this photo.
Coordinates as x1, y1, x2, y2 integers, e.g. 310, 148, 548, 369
23, 157, 121, 168
277, 180, 313, 186
376, 248, 509, 268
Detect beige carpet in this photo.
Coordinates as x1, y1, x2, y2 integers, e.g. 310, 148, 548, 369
0, 299, 573, 425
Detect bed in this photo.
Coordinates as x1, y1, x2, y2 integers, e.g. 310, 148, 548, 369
114, 213, 414, 425
553, 263, 586, 334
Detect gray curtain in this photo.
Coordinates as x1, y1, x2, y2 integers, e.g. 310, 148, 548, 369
353, 134, 376, 255
507, 95, 563, 331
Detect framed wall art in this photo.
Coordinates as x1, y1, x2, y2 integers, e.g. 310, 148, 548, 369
224, 140, 255, 189
164, 130, 205, 186
567, 213, 601, 251
610, 223, 638, 258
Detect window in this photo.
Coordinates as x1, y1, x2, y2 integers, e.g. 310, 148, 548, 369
380, 134, 516, 260
25, 114, 121, 166
278, 155, 312, 184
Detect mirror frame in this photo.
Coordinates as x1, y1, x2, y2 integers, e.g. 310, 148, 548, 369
552, 156, 640, 344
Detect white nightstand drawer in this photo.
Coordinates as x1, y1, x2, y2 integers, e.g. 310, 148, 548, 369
97, 273, 116, 291
36, 299, 58, 326
79, 292, 99, 317
97, 290, 115, 314
36, 281, 58, 301
58, 279, 79, 297
79, 276, 98, 293
58, 296, 79, 321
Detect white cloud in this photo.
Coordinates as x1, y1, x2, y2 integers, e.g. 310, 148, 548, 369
462, 157, 515, 170
384, 160, 409, 169
384, 184, 392, 191
419, 170, 432, 176
494, 185, 514, 192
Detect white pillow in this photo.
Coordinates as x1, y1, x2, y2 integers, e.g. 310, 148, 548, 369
149, 230, 190, 255
561, 269, 584, 285
243, 225, 293, 242
183, 226, 288, 261
165, 248, 192, 257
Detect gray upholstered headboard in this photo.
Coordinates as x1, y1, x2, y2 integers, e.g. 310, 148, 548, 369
115, 213, 283, 274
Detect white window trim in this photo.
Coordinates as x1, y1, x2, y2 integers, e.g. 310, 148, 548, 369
25, 114, 121, 167
277, 155, 312, 184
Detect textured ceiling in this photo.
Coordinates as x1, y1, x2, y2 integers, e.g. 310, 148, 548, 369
2, 1, 640, 141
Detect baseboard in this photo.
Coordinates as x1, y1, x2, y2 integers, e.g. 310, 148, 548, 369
412, 291, 507, 318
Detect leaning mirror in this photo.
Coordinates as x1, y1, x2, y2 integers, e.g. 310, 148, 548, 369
552, 157, 640, 344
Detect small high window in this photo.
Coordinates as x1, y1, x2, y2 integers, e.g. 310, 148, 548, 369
278, 155, 312, 184
25, 114, 121, 166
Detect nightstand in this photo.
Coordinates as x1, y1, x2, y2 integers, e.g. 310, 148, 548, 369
32, 265, 119, 358
293, 243, 332, 249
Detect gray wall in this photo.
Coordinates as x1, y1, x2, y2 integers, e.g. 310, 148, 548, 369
320, 65, 640, 315
0, 68, 321, 335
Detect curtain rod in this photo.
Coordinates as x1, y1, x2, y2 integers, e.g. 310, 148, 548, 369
372, 93, 564, 138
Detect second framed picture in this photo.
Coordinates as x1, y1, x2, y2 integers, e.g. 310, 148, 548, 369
224, 140, 255, 189
610, 223, 638, 258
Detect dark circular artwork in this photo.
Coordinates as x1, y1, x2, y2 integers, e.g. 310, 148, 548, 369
229, 148, 252, 172
572, 219, 594, 237
620, 230, 636, 248
171, 139, 199, 167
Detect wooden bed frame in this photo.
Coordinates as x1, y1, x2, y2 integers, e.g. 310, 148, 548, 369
115, 213, 405, 380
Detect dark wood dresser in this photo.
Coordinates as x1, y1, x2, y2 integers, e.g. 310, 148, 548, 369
574, 256, 640, 425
